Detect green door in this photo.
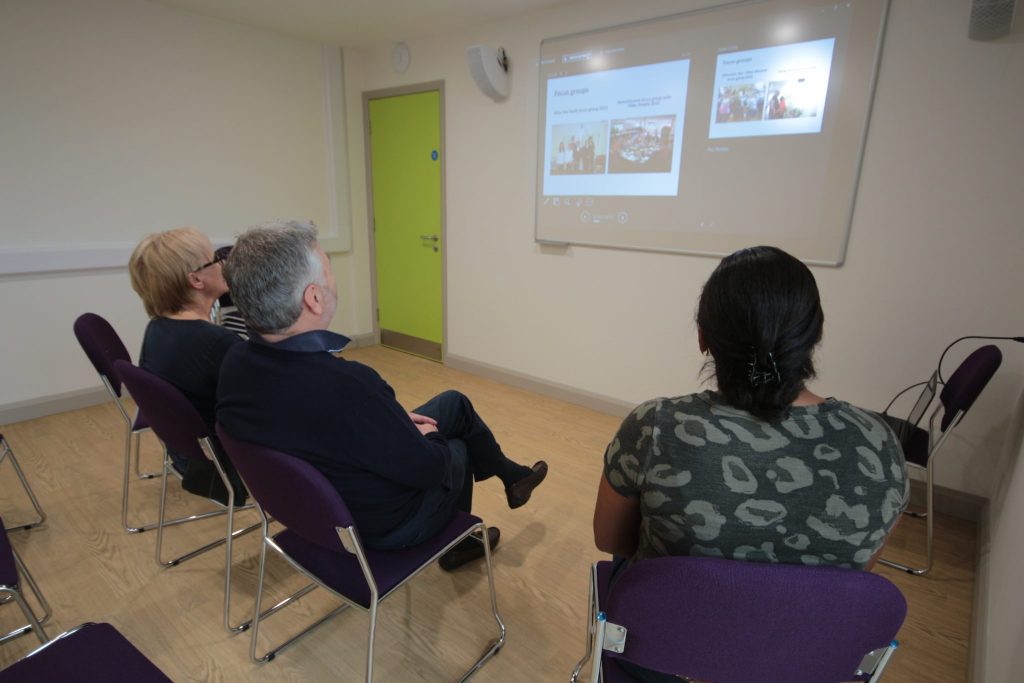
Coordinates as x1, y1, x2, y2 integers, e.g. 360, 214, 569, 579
369, 90, 443, 360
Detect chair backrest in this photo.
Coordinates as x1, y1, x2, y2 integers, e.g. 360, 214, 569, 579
73, 313, 132, 397
906, 371, 938, 431
0, 622, 173, 682
939, 345, 1002, 431
0, 518, 17, 587
216, 425, 355, 553
604, 556, 907, 683
113, 360, 209, 463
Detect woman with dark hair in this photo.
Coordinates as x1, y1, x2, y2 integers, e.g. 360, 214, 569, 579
592, 246, 907, 681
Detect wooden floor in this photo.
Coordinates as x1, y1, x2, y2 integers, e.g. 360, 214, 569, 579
0, 345, 975, 681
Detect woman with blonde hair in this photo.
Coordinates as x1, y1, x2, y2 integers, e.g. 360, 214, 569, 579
129, 227, 241, 476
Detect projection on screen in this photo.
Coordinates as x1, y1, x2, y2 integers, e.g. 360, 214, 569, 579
535, 0, 890, 264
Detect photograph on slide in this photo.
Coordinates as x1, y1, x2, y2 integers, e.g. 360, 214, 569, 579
549, 121, 609, 175
714, 84, 766, 124
708, 37, 835, 139
608, 116, 676, 174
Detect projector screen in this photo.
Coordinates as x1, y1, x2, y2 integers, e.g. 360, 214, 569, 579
535, 0, 890, 265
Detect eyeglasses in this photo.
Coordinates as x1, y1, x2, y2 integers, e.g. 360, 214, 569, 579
191, 252, 225, 273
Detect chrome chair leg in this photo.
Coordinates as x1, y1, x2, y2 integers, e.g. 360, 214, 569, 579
0, 590, 47, 645
570, 563, 599, 683
0, 439, 46, 531
0, 548, 51, 646
249, 523, 344, 663
879, 462, 934, 576
131, 425, 161, 480
154, 449, 260, 569
12, 550, 50, 627
459, 524, 506, 683
205, 447, 261, 634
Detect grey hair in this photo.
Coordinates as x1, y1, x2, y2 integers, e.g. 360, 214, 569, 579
223, 219, 324, 334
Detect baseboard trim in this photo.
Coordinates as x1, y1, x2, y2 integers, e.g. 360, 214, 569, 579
907, 477, 986, 522
344, 332, 378, 349
444, 353, 634, 418
0, 387, 111, 427
446, 353, 989, 521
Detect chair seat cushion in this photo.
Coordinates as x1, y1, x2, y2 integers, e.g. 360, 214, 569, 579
275, 511, 483, 609
0, 622, 172, 682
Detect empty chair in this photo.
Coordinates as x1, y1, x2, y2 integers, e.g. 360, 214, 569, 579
570, 557, 906, 683
216, 425, 505, 681
72, 312, 160, 533
114, 360, 259, 633
0, 622, 171, 682
0, 436, 45, 532
0, 518, 50, 649
879, 344, 1002, 575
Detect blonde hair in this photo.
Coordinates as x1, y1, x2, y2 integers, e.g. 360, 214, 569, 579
129, 227, 212, 318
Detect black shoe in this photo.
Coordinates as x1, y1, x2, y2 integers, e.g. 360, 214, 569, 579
439, 527, 500, 572
505, 461, 548, 509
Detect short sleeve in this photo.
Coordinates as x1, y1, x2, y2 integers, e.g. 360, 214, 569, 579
603, 399, 658, 498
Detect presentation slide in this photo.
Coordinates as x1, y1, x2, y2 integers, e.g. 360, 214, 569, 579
534, 0, 889, 264
543, 60, 690, 197
708, 38, 836, 139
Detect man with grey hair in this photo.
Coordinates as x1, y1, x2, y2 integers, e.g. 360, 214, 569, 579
217, 220, 547, 570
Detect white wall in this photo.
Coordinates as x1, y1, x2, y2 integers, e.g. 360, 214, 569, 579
342, 0, 1024, 498
973, 389, 1024, 682
2, 0, 1020, 497
0, 0, 355, 409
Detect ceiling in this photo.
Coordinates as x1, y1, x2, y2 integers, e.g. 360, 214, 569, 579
150, 0, 575, 48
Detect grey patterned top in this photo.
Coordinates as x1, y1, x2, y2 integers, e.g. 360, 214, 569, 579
604, 391, 909, 569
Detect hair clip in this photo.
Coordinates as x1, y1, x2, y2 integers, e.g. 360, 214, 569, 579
748, 350, 781, 387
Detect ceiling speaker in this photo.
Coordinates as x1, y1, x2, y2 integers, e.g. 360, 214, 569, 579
969, 0, 1017, 40
466, 45, 509, 100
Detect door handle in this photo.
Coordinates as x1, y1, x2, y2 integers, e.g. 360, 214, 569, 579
419, 234, 440, 252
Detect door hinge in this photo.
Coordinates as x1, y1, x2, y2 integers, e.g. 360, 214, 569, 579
376, 307, 380, 322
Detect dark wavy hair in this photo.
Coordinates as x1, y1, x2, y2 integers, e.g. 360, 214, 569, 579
696, 246, 824, 419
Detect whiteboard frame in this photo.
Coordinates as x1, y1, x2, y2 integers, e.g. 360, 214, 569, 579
533, 0, 891, 266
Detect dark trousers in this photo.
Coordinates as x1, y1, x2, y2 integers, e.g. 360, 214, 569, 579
366, 390, 511, 550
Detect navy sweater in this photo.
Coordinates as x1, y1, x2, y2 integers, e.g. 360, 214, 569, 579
216, 330, 453, 540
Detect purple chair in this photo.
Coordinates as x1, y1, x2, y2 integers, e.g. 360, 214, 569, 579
113, 360, 260, 634
0, 436, 45, 532
879, 345, 1002, 575
0, 622, 171, 681
73, 312, 160, 533
570, 557, 907, 683
0, 517, 50, 649
216, 425, 505, 680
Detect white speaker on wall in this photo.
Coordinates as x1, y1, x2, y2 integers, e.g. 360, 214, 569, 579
969, 0, 1017, 40
466, 45, 509, 100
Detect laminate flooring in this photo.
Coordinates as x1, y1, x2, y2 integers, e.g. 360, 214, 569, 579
0, 346, 975, 681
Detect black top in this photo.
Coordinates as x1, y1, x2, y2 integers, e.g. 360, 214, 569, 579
139, 318, 242, 429
216, 330, 454, 540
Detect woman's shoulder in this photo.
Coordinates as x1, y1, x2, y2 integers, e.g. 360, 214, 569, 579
626, 392, 717, 422
148, 317, 240, 346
